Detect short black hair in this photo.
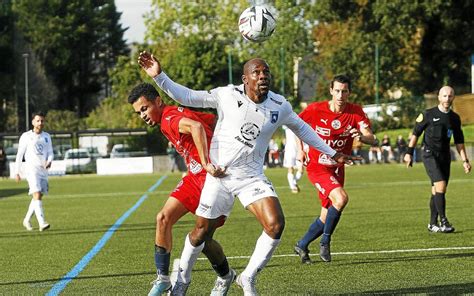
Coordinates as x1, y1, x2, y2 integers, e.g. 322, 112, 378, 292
32, 111, 45, 119
128, 83, 160, 104
331, 74, 352, 91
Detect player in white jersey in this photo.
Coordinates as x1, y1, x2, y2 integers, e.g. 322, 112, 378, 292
139, 52, 358, 296
282, 125, 305, 193
15, 112, 53, 232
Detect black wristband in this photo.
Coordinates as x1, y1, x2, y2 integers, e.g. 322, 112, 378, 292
463, 159, 470, 163
406, 147, 414, 156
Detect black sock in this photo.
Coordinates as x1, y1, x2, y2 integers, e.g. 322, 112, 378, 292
429, 195, 438, 225
433, 192, 446, 220
212, 257, 230, 278
154, 245, 170, 276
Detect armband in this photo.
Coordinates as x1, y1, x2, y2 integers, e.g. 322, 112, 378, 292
406, 147, 414, 156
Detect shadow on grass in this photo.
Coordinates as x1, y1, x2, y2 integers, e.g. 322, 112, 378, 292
336, 282, 474, 295
334, 251, 474, 266
0, 188, 27, 199
0, 265, 221, 287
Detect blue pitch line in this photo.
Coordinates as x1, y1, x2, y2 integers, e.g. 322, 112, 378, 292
46, 175, 168, 296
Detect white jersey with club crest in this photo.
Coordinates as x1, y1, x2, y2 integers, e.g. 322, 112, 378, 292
154, 72, 335, 176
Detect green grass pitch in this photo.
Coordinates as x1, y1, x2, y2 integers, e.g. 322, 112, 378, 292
0, 163, 473, 295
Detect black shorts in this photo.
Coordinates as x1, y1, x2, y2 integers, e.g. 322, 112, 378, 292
422, 149, 451, 185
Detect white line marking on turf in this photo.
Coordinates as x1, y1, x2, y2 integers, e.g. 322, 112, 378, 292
196, 246, 474, 260
46, 175, 168, 296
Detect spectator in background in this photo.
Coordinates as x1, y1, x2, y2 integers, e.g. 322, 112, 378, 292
368, 139, 382, 163
351, 138, 364, 165
380, 134, 395, 162
396, 135, 407, 163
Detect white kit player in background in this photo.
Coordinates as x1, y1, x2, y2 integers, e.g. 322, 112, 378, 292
282, 125, 305, 194
15, 112, 53, 232
138, 51, 357, 296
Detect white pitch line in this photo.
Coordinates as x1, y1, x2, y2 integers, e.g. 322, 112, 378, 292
195, 246, 474, 261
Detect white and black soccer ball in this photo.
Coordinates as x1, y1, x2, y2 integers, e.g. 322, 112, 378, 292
238, 5, 276, 42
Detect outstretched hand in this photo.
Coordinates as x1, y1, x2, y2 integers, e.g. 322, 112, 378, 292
138, 51, 161, 78
204, 163, 227, 178
332, 152, 362, 165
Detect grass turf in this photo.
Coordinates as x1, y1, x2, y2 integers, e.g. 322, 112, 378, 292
0, 163, 472, 295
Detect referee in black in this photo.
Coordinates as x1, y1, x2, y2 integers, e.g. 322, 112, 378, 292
404, 86, 471, 233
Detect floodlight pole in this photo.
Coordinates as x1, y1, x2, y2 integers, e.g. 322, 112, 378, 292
280, 47, 285, 95
227, 50, 233, 85
375, 44, 380, 118
22, 53, 29, 131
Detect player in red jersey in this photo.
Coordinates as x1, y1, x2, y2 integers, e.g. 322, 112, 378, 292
293, 75, 376, 264
128, 83, 227, 295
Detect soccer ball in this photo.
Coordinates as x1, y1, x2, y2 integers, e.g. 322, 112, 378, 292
238, 6, 276, 42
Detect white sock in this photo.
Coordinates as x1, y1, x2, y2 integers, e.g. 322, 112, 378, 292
287, 172, 296, 189
177, 234, 205, 284
33, 200, 46, 225
25, 199, 35, 221
241, 231, 280, 279
295, 170, 302, 181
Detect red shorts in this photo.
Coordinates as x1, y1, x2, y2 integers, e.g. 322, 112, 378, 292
307, 166, 345, 209
170, 171, 225, 227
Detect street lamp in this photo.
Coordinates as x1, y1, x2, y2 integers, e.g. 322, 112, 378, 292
22, 53, 29, 131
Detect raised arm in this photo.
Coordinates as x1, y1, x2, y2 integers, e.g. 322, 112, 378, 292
178, 117, 226, 177
138, 51, 216, 109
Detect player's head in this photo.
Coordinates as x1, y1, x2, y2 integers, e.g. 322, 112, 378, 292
437, 86, 455, 110
242, 58, 271, 100
330, 74, 351, 107
128, 83, 165, 127
31, 111, 46, 133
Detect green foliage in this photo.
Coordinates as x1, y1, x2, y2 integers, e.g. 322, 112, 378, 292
0, 0, 15, 132
144, 0, 316, 105
309, 0, 474, 104
46, 109, 85, 131
86, 56, 143, 129
12, 0, 129, 117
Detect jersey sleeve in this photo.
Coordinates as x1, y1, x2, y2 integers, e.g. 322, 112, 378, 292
153, 72, 218, 109
46, 134, 54, 163
15, 133, 27, 174
281, 104, 336, 157
452, 114, 465, 144
412, 111, 428, 137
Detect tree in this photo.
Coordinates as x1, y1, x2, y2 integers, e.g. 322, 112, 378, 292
12, 0, 129, 117
0, 0, 15, 132
46, 109, 84, 131
144, 0, 317, 106
309, 0, 474, 106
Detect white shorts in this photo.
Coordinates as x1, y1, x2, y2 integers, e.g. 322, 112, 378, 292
27, 174, 49, 195
196, 173, 278, 219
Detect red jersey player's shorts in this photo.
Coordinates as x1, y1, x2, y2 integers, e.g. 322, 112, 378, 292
169, 171, 226, 227
307, 165, 345, 209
